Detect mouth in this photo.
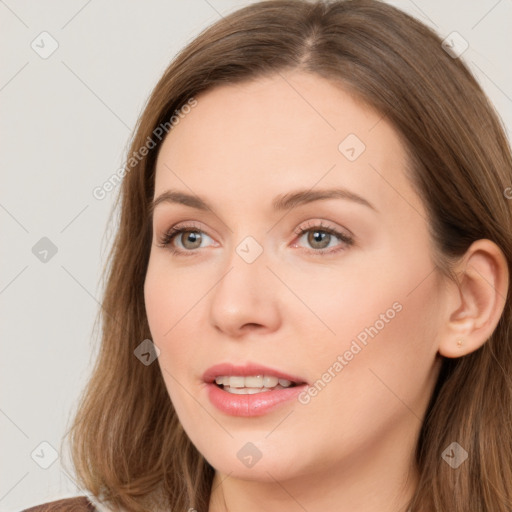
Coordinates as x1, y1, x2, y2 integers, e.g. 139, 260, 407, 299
202, 363, 308, 417
213, 375, 299, 394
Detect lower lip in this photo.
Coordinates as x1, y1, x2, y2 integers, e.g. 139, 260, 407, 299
206, 383, 307, 417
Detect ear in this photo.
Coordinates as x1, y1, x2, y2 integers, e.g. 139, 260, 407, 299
437, 239, 509, 358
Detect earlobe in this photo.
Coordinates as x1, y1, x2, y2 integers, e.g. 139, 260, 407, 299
437, 239, 509, 359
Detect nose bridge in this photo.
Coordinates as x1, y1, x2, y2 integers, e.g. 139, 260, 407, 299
234, 234, 266, 266
215, 233, 269, 306
208, 232, 281, 335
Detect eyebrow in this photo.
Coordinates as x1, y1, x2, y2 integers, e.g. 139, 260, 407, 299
149, 187, 377, 217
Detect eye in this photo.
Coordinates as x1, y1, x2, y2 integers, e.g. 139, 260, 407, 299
156, 220, 354, 257
292, 220, 354, 255
156, 222, 216, 255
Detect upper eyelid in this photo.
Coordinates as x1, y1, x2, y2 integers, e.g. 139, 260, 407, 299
165, 219, 347, 237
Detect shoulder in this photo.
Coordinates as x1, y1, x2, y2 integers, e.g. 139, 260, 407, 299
22, 496, 98, 512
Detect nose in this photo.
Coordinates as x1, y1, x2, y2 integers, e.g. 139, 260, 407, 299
208, 242, 282, 339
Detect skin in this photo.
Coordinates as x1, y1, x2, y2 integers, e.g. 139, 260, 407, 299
143, 70, 509, 512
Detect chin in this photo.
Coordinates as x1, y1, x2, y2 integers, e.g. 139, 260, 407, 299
193, 434, 314, 482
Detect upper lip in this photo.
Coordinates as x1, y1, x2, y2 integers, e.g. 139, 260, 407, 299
203, 363, 308, 385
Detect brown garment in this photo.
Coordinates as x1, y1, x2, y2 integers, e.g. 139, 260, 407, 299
22, 496, 98, 512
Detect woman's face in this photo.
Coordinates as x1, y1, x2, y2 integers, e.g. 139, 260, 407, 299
144, 71, 444, 485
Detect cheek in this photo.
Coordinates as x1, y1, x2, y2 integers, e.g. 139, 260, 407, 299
144, 254, 201, 338
287, 279, 440, 466
306, 270, 439, 417
293, 247, 440, 404
144, 260, 197, 368
144, 266, 199, 418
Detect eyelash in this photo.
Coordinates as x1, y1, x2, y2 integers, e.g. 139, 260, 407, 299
156, 220, 354, 256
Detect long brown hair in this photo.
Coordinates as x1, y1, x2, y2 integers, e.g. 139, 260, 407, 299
62, 1, 512, 510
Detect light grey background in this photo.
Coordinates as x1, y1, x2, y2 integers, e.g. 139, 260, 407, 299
1, 1, 511, 511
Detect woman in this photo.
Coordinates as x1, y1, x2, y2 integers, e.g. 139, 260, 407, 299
25, 0, 512, 511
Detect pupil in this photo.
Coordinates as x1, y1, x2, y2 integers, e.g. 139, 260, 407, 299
183, 231, 201, 249
309, 230, 329, 249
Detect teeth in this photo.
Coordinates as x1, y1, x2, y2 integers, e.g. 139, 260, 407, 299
263, 375, 279, 387
229, 376, 245, 388
224, 385, 286, 395
245, 375, 263, 387
214, 375, 295, 390
225, 387, 273, 395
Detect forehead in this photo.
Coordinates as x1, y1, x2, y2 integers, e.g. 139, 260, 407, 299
153, 71, 425, 221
